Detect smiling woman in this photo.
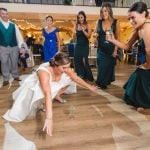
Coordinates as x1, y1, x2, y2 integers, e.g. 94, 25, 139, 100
94, 3, 119, 89
107, 2, 150, 109
3, 52, 98, 136
73, 11, 94, 82
42, 15, 61, 62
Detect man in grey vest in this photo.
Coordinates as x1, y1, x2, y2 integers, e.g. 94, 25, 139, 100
0, 8, 24, 86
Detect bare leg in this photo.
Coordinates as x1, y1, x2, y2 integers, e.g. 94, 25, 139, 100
54, 86, 69, 102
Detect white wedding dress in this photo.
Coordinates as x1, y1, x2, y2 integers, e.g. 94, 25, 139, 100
3, 123, 36, 150
3, 63, 76, 122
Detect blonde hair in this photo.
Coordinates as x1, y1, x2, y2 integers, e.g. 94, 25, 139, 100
100, 3, 113, 20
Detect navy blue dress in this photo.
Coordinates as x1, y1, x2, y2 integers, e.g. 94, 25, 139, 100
42, 28, 59, 62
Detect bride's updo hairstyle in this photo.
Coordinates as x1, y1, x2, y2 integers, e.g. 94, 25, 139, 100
49, 52, 71, 67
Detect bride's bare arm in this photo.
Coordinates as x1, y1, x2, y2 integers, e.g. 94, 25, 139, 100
65, 68, 98, 93
37, 70, 53, 136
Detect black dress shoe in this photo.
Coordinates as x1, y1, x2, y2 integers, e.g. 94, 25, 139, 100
100, 85, 107, 89
3, 81, 9, 86
96, 83, 107, 89
14, 77, 21, 81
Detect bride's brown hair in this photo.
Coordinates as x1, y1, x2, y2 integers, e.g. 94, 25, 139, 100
49, 52, 70, 67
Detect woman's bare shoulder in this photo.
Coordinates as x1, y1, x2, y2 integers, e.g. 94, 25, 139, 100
143, 23, 150, 38
37, 66, 51, 75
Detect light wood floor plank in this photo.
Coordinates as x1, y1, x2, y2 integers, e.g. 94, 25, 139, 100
0, 63, 150, 150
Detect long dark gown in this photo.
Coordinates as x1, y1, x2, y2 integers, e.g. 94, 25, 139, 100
96, 19, 117, 89
74, 29, 94, 81
124, 39, 150, 108
42, 28, 59, 62
137, 39, 146, 65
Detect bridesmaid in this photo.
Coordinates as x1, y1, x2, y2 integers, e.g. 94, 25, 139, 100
107, 2, 150, 109
73, 11, 94, 82
42, 16, 60, 62
94, 3, 119, 89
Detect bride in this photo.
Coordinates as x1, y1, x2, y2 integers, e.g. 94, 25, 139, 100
3, 52, 98, 136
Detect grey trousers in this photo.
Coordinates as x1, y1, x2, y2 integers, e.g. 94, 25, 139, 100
0, 46, 19, 81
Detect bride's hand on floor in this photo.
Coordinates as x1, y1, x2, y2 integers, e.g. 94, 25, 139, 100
43, 118, 53, 136
89, 85, 99, 94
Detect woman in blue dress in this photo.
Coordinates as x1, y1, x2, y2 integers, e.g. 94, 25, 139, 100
42, 16, 60, 62
107, 2, 150, 109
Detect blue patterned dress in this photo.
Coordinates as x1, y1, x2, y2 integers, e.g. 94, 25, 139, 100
42, 28, 59, 62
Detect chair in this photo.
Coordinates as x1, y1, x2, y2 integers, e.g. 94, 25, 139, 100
26, 48, 34, 67
123, 49, 138, 65
67, 43, 75, 67
88, 45, 97, 67
32, 44, 43, 65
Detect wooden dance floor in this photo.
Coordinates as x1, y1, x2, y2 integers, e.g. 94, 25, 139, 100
0, 63, 150, 150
